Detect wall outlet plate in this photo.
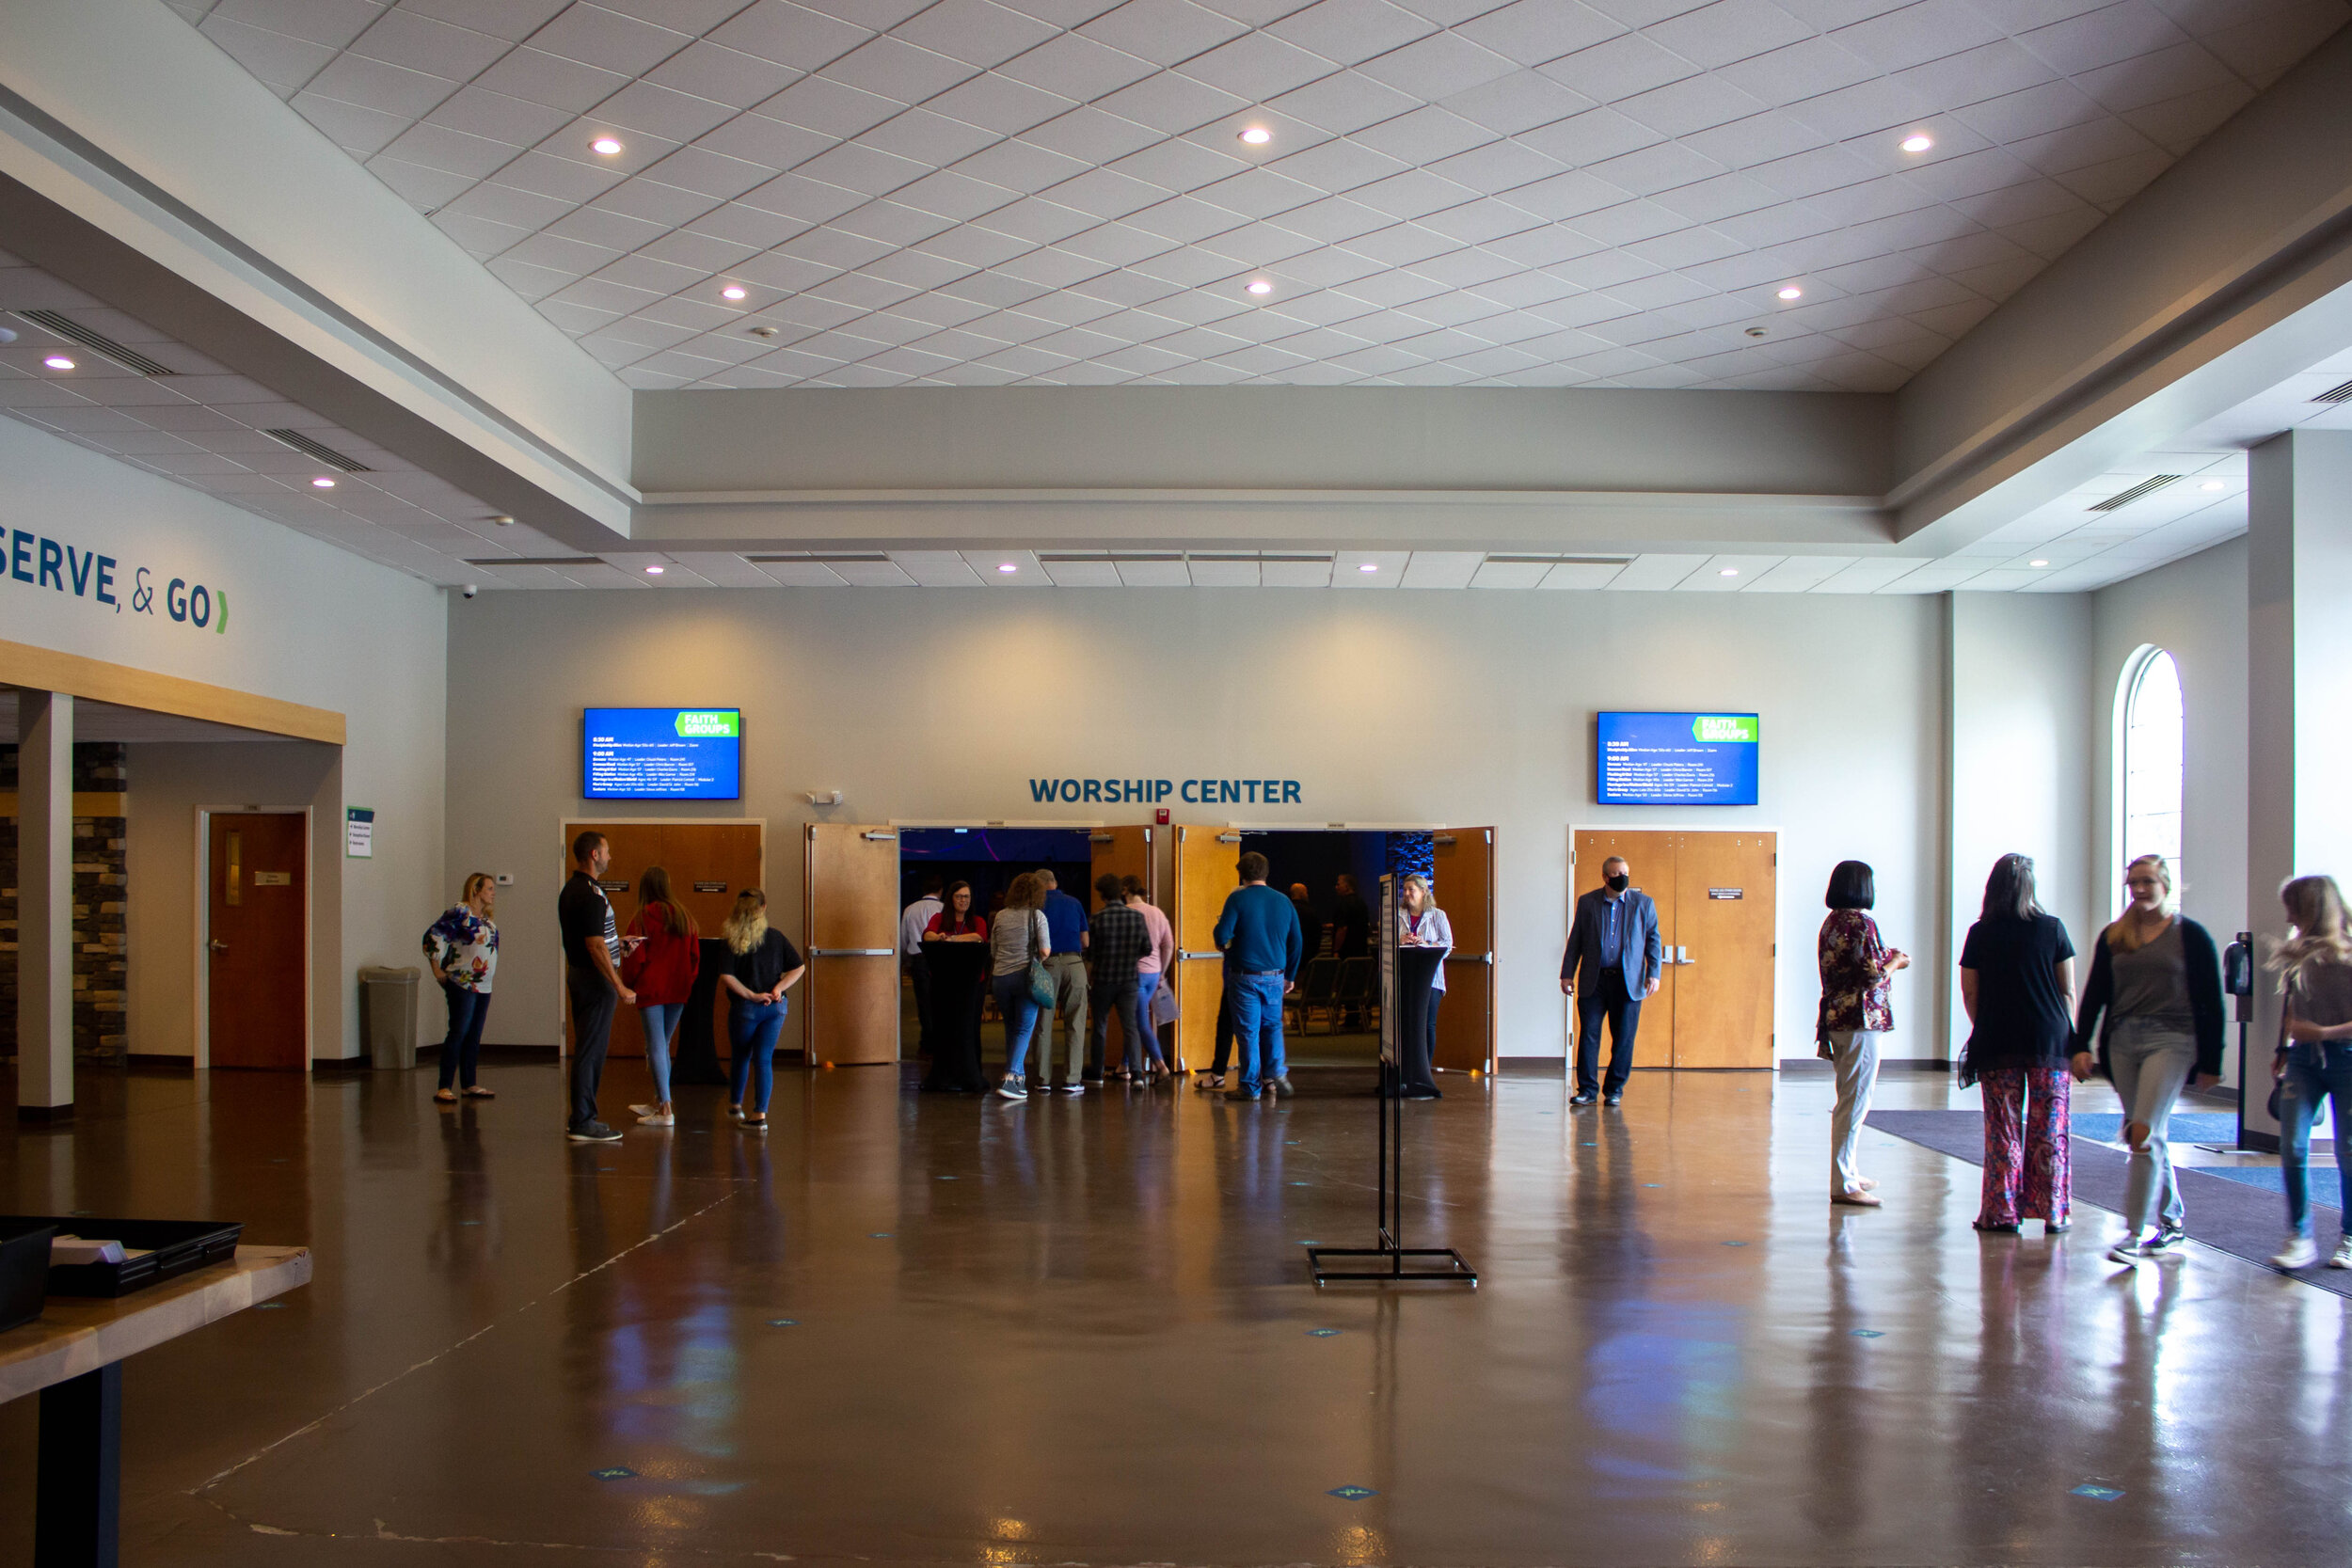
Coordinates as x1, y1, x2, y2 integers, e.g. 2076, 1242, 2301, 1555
495, 873, 515, 885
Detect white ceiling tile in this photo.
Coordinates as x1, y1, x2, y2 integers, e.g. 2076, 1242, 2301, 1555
1333, 548, 1408, 584
1537, 560, 1629, 588
1811, 556, 1937, 592
1038, 553, 1124, 585
964, 547, 1044, 581
1399, 549, 1483, 587
1184, 553, 1262, 585
1604, 553, 1710, 589
1679, 552, 1786, 589
1112, 553, 1192, 584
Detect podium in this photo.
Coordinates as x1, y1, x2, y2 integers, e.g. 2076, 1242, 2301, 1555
1307, 878, 1477, 1287
919, 940, 991, 1092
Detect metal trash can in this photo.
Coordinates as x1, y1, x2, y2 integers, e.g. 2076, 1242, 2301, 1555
358, 965, 421, 1069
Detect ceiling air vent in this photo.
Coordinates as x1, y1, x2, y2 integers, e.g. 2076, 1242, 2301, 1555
2313, 378, 2352, 404
262, 429, 372, 472
13, 309, 175, 375
2088, 474, 2183, 512
1484, 554, 1634, 566
747, 553, 887, 564
461, 555, 602, 566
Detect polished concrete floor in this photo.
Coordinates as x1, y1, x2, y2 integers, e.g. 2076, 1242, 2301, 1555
4, 1056, 2349, 1567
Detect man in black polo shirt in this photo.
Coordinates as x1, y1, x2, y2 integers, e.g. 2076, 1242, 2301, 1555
558, 832, 636, 1142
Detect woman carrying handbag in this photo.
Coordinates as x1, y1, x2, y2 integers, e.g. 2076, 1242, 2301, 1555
989, 872, 1053, 1101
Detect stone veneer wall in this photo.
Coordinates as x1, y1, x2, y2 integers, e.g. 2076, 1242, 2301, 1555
0, 742, 128, 1062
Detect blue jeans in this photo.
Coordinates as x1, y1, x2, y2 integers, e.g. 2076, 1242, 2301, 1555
993, 973, 1041, 1079
638, 1003, 682, 1104
1231, 971, 1288, 1094
728, 997, 788, 1115
1135, 972, 1166, 1069
437, 983, 489, 1090
2280, 1041, 2352, 1236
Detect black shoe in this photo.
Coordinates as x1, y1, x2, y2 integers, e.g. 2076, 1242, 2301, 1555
1603, 1091, 1623, 1106
1973, 1219, 2019, 1234
566, 1121, 622, 1143
1569, 1089, 1597, 1106
2146, 1225, 2187, 1253
1404, 1088, 1442, 1101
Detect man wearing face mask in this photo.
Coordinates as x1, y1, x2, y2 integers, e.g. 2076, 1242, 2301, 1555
1561, 856, 1662, 1106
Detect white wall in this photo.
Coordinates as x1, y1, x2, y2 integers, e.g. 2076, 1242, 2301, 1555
447, 587, 1949, 1064
2092, 540, 2249, 1036
1947, 593, 2095, 1053
0, 417, 447, 1059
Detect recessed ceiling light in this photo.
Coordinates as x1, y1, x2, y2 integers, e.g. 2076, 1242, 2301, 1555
1900, 133, 1933, 152
2029, 559, 2050, 567
997, 562, 1017, 573
2200, 480, 2226, 491
645, 564, 663, 575
1719, 567, 1739, 577
1358, 562, 1378, 573
491, 515, 515, 526
1776, 285, 1803, 300
42, 355, 73, 371
310, 476, 336, 488
1239, 126, 1271, 145
1246, 277, 1273, 295
590, 135, 623, 156
721, 284, 747, 301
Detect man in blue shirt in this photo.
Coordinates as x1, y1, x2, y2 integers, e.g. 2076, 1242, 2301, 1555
1561, 854, 1662, 1107
1034, 870, 1091, 1093
1214, 849, 1304, 1100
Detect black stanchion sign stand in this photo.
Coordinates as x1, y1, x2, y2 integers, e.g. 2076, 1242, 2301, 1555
1308, 874, 1477, 1288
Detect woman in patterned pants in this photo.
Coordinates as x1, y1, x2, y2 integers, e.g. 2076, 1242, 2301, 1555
1958, 854, 2080, 1234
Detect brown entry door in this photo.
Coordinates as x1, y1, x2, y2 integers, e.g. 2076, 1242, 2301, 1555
1090, 826, 1154, 1063
566, 823, 764, 1058
804, 824, 901, 1065
1173, 827, 1240, 1070
1572, 830, 1678, 1068
1671, 832, 1777, 1069
208, 812, 307, 1069
1431, 827, 1495, 1072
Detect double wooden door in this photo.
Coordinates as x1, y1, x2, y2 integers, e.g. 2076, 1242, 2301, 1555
1570, 829, 1777, 1069
563, 821, 763, 1058
208, 812, 308, 1069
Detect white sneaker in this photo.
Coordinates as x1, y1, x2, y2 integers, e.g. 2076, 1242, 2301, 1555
2106, 1239, 2149, 1266
2329, 1238, 2352, 1270
636, 1110, 674, 1126
2271, 1234, 2320, 1270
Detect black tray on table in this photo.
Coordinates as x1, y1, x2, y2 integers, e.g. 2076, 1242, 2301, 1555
0, 1216, 244, 1298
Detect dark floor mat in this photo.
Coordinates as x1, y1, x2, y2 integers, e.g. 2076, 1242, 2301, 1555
1867, 1108, 2352, 1297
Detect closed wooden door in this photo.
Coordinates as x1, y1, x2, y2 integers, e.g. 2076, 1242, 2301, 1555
804, 824, 901, 1065
563, 824, 763, 1058
208, 812, 307, 1069
1090, 826, 1153, 1062
1671, 832, 1777, 1069
1572, 830, 1677, 1068
1431, 827, 1495, 1072
1173, 827, 1240, 1070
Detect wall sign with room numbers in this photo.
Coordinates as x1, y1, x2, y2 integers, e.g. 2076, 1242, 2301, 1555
1708, 888, 1743, 899
345, 806, 373, 859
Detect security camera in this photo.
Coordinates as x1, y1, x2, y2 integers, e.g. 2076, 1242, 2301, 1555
461, 583, 478, 598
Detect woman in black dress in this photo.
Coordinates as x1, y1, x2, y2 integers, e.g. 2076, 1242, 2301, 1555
920, 880, 990, 1092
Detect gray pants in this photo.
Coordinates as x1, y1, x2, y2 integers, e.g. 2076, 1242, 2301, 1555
1034, 953, 1090, 1085
1828, 1029, 1880, 1194
2108, 1022, 2196, 1236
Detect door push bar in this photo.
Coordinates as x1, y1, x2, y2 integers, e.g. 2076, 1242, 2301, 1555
1179, 949, 1222, 960
811, 947, 895, 957
861, 831, 898, 841
1442, 952, 1494, 964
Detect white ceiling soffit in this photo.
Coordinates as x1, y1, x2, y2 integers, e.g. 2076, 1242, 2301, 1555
169, 0, 2349, 395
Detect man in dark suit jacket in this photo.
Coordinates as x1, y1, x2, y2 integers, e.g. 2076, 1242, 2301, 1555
1560, 855, 1662, 1106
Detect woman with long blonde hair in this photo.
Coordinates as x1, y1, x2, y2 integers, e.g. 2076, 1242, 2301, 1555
988, 871, 1051, 1101
2268, 874, 2352, 1270
720, 889, 804, 1131
2069, 854, 2224, 1264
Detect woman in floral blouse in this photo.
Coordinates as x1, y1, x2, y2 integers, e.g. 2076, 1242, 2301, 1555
1819, 860, 1909, 1206
423, 873, 499, 1103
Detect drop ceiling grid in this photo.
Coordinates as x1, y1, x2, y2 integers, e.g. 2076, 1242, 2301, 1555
172, 0, 2351, 393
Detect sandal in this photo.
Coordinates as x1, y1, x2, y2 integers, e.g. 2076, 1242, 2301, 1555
742, 1116, 769, 1133
1193, 1072, 1225, 1092
433, 1088, 458, 1104
1833, 1189, 1883, 1207
462, 1086, 495, 1100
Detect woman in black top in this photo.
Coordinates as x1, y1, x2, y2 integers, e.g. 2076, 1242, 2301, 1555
1959, 853, 2078, 1234
720, 890, 805, 1131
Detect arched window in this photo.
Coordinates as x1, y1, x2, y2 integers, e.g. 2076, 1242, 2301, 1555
2120, 648, 2184, 910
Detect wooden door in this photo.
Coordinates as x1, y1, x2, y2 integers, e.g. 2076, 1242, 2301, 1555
564, 824, 762, 1058
803, 823, 901, 1065
1432, 827, 1495, 1072
1173, 826, 1240, 1070
208, 813, 307, 1069
1670, 831, 1777, 1069
1571, 830, 1678, 1068
1091, 826, 1153, 1062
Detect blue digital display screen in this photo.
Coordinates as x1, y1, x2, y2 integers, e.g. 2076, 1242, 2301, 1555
582, 708, 741, 800
1597, 712, 1759, 806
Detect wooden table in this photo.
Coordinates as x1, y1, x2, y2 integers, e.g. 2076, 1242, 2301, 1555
0, 1246, 311, 1567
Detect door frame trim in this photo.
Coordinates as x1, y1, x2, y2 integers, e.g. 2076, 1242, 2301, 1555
194, 804, 314, 1071
555, 816, 769, 1057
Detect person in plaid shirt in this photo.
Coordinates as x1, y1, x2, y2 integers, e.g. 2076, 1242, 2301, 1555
1089, 873, 1152, 1083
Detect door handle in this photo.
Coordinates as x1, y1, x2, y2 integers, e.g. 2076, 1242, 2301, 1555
811, 947, 894, 957
209, 939, 229, 952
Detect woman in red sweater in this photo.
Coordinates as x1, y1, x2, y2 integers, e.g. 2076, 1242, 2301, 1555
622, 866, 700, 1127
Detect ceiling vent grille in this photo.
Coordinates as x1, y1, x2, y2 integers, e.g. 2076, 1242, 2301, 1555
1484, 554, 1634, 566
2089, 474, 2184, 512
13, 309, 175, 375
2313, 378, 2352, 404
461, 555, 601, 566
747, 553, 886, 563
262, 428, 372, 471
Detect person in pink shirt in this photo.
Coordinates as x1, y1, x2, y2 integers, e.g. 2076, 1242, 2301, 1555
1124, 875, 1175, 1082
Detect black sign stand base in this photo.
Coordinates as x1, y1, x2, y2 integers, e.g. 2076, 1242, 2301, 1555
1308, 931, 1476, 1288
